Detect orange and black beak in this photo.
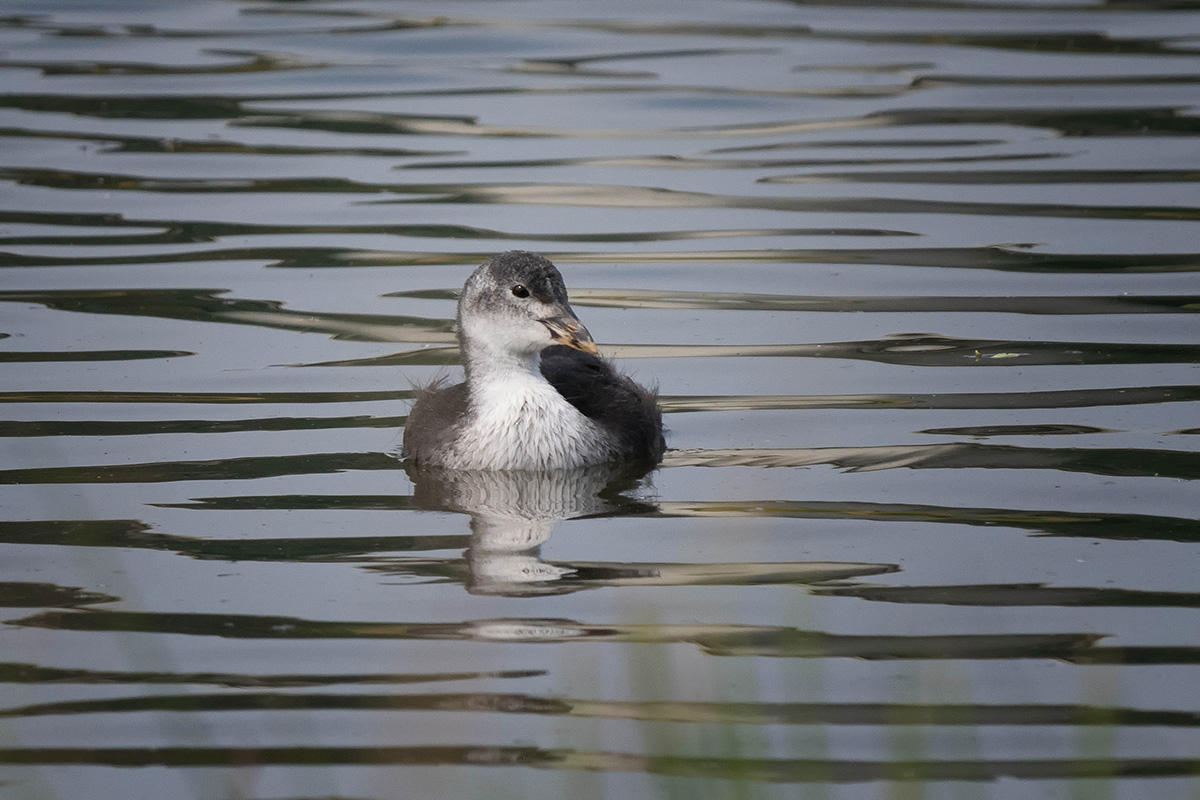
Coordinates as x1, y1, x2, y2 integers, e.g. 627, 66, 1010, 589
541, 313, 598, 354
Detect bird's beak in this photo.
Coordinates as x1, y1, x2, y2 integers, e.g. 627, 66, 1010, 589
542, 313, 598, 354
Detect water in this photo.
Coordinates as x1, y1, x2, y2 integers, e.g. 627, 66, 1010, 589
1, 0, 1198, 797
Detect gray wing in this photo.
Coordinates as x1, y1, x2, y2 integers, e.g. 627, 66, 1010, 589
401, 379, 469, 464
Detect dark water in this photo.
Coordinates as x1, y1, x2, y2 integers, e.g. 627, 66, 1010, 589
2, 0, 1199, 797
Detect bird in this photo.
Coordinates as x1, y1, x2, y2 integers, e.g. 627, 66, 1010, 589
402, 251, 664, 470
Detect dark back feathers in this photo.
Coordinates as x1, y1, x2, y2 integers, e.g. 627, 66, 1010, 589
539, 345, 665, 464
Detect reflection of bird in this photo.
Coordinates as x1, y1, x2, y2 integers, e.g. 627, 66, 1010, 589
405, 462, 656, 596
402, 251, 664, 470
395, 462, 894, 598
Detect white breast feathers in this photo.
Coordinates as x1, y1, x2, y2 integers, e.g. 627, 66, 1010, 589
441, 370, 612, 470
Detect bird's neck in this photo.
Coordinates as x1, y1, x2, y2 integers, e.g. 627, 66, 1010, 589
462, 337, 546, 400
462, 338, 571, 431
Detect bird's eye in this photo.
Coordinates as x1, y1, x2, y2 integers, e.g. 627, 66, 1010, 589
511, 285, 530, 298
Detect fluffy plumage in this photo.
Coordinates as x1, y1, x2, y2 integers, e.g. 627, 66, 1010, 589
402, 251, 665, 470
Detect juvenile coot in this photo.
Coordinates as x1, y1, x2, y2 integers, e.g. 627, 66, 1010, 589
402, 251, 665, 470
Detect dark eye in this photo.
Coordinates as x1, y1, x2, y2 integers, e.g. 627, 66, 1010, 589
511, 285, 530, 298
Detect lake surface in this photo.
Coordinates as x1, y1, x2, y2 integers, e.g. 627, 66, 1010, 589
1, 0, 1198, 797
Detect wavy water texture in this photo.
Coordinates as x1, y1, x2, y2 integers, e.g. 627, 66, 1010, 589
1, 0, 1198, 796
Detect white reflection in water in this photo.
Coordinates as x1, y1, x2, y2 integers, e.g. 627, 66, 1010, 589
407, 462, 651, 596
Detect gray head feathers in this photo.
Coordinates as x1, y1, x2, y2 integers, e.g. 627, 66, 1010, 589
457, 251, 596, 365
